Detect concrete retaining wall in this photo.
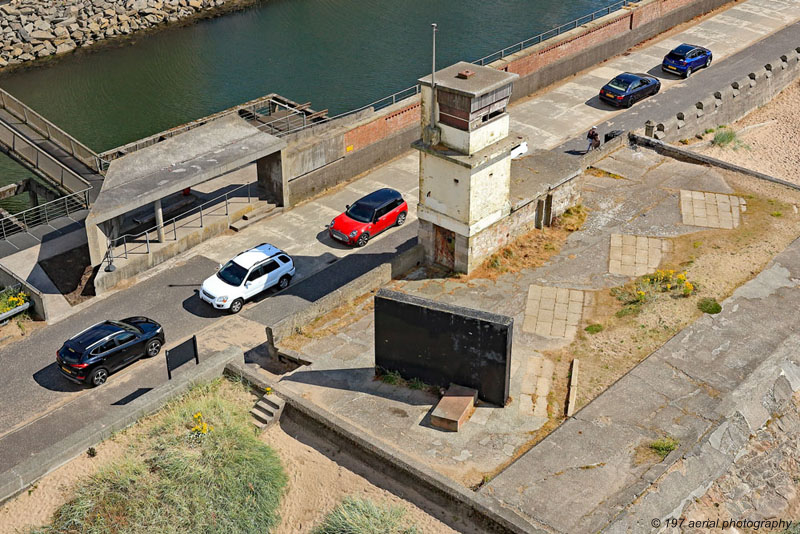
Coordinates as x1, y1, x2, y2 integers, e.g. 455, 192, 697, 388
0, 346, 244, 506
0, 263, 47, 321
283, 98, 421, 207
224, 361, 543, 534
630, 133, 800, 191
490, 0, 736, 101
649, 47, 800, 141
268, 243, 424, 345
94, 198, 259, 294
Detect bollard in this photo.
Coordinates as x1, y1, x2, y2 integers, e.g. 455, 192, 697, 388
645, 120, 655, 138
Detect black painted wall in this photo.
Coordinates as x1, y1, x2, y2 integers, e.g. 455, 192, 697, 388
374, 289, 512, 406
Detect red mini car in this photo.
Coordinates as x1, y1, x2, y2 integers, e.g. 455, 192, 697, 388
328, 188, 408, 247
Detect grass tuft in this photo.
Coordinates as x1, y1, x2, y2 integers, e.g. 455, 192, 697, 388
312, 497, 419, 534
697, 297, 722, 314
649, 437, 679, 460
584, 324, 603, 335
29, 379, 287, 534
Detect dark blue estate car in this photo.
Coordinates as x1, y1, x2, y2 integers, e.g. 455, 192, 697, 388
57, 317, 165, 387
599, 72, 661, 108
662, 44, 712, 77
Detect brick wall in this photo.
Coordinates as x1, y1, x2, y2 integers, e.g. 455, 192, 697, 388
344, 101, 421, 153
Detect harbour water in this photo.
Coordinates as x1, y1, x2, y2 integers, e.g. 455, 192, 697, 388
0, 0, 620, 212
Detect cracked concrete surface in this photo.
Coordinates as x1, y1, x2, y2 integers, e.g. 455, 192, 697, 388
483, 241, 800, 534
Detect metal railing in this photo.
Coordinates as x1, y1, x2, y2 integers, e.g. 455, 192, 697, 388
260, 84, 422, 138
106, 181, 256, 261
0, 115, 93, 195
0, 87, 109, 174
473, 0, 641, 66
0, 188, 91, 243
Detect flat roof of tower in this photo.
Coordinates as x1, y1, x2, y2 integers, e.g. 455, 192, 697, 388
418, 61, 518, 97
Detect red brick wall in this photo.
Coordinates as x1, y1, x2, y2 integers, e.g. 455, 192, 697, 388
343, 101, 421, 153
506, 14, 633, 77
632, 1, 663, 28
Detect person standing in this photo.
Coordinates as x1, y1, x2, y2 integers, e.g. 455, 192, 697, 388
586, 126, 600, 153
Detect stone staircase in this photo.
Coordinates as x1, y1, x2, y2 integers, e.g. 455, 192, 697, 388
250, 393, 285, 430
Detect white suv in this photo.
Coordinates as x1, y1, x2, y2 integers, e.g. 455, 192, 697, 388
200, 243, 295, 314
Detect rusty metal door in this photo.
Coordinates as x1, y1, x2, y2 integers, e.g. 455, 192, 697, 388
434, 225, 455, 270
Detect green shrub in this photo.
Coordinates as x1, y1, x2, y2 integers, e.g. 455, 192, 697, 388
697, 297, 722, 314
29, 380, 287, 534
379, 370, 402, 385
313, 497, 418, 534
650, 437, 679, 460
712, 128, 736, 147
584, 324, 603, 334
409, 378, 425, 390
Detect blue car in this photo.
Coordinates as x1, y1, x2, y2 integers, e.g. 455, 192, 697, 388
662, 44, 712, 78
599, 72, 661, 108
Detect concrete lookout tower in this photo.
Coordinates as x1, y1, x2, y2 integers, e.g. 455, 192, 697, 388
413, 61, 519, 273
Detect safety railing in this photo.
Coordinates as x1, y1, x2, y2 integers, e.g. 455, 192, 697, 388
0, 117, 93, 195
261, 84, 421, 138
0, 87, 109, 174
0, 188, 91, 242
106, 181, 255, 261
473, 0, 641, 66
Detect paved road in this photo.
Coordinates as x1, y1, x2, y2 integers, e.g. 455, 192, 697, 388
510, 0, 800, 150
0, 159, 418, 440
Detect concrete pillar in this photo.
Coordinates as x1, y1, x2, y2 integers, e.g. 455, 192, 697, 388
645, 120, 655, 138
154, 199, 165, 242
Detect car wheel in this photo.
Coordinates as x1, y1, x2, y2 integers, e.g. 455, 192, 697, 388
229, 298, 244, 314
89, 367, 109, 387
356, 233, 369, 247
684, 67, 692, 78
625, 96, 634, 108
705, 56, 712, 68
146, 339, 162, 357
278, 275, 291, 290
395, 212, 407, 227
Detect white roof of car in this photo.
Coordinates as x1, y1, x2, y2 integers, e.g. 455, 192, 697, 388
232, 243, 282, 269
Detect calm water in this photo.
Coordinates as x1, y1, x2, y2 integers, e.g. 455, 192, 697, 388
0, 0, 620, 211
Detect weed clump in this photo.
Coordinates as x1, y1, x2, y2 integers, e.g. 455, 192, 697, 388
312, 497, 418, 534
650, 437, 679, 460
697, 297, 722, 314
584, 324, 603, 335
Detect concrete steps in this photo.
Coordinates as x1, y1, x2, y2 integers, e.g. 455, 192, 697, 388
250, 394, 285, 430
230, 202, 281, 232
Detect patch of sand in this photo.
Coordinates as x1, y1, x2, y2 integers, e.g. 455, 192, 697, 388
696, 80, 800, 184
0, 437, 129, 534
262, 419, 473, 534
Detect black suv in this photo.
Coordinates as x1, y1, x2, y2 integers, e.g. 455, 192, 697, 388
56, 317, 165, 387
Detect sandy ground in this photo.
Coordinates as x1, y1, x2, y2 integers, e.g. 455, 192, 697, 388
0, 384, 467, 534
696, 80, 800, 184
262, 419, 471, 534
0, 436, 128, 534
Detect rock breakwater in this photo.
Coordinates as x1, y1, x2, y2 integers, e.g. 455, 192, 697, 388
0, 0, 247, 69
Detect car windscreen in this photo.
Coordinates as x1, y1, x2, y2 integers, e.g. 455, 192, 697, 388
667, 51, 687, 60
59, 344, 83, 363
607, 77, 632, 91
217, 260, 248, 286
346, 202, 373, 223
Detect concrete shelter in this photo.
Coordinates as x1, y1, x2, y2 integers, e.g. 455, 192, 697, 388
85, 114, 286, 266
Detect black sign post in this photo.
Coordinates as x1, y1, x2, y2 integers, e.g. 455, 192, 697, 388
165, 335, 200, 380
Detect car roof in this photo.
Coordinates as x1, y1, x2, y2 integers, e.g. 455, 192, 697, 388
69, 321, 125, 350
611, 72, 641, 84
671, 44, 699, 55
353, 188, 402, 210
232, 243, 282, 269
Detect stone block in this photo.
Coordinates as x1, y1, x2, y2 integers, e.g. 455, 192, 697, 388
430, 384, 477, 432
